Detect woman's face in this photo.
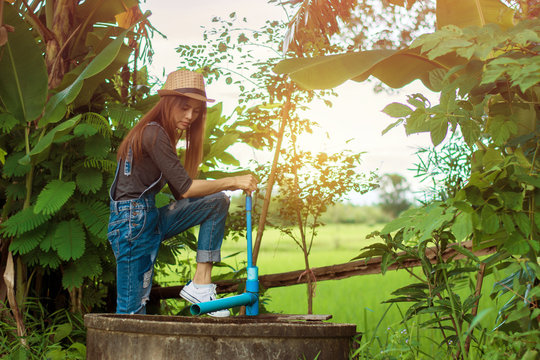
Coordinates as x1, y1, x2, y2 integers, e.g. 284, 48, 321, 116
172, 98, 202, 131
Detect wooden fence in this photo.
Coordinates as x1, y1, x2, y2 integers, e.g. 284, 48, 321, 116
150, 240, 496, 300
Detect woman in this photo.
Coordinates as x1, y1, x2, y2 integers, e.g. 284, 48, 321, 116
107, 69, 257, 317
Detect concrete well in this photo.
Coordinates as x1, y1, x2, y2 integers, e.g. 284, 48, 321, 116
84, 313, 357, 360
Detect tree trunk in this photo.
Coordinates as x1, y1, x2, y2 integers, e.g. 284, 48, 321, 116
45, 0, 77, 89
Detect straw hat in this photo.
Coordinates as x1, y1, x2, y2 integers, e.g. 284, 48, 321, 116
157, 69, 214, 102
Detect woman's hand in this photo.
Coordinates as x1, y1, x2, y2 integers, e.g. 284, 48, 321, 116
233, 174, 258, 194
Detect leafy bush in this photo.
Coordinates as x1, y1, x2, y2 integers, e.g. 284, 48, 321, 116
0, 299, 86, 359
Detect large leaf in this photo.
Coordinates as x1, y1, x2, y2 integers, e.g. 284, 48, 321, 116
18, 115, 81, 165
53, 220, 86, 261
0, 206, 51, 237
75, 0, 138, 28
74, 200, 109, 238
437, 0, 515, 30
0, 4, 48, 123
40, 12, 149, 126
34, 180, 76, 215
70, 27, 132, 108
8, 225, 47, 255
273, 48, 464, 91
75, 167, 103, 194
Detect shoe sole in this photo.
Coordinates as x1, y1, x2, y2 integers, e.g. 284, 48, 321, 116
179, 289, 202, 304
180, 289, 230, 318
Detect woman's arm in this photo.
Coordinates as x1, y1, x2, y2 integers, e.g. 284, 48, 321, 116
181, 174, 258, 198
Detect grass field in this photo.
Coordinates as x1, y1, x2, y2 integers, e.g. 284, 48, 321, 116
157, 223, 508, 356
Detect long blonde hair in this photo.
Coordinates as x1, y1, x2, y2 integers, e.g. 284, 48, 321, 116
117, 95, 206, 178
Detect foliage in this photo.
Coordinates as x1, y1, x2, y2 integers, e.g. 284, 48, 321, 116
272, 144, 377, 313
276, 0, 539, 357
0, 299, 86, 359
277, 0, 436, 54
413, 133, 472, 203
357, 14, 539, 360
0, 1, 152, 320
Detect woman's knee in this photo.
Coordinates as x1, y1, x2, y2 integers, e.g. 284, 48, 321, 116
213, 192, 230, 213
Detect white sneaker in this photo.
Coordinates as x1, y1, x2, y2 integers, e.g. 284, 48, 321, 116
180, 281, 230, 318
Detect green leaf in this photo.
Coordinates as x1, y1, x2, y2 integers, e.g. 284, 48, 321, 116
382, 103, 412, 118
74, 123, 98, 138
54, 323, 73, 343
0, 112, 19, 133
453, 201, 474, 213
5, 182, 26, 200
76, 167, 103, 194
0, 206, 52, 237
513, 212, 531, 237
8, 225, 46, 255
41, 13, 147, 126
381, 119, 404, 135
74, 201, 109, 239
19, 116, 81, 166
501, 213, 515, 233
53, 220, 86, 260
39, 250, 62, 269
205, 134, 239, 160
217, 152, 241, 166
62, 263, 85, 290
83, 134, 110, 159
480, 205, 499, 234
3, 152, 31, 177
430, 117, 449, 146
62, 249, 102, 290
499, 192, 523, 211
34, 180, 76, 215
451, 212, 473, 242
0, 4, 48, 123
450, 244, 479, 262
505, 232, 529, 255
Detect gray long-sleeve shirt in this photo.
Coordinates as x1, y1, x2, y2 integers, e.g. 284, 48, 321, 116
112, 124, 193, 201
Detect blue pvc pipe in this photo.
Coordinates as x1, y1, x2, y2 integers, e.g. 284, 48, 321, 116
190, 292, 258, 316
190, 194, 260, 316
246, 195, 253, 268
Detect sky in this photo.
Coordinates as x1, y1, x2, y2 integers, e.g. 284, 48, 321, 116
140, 0, 437, 204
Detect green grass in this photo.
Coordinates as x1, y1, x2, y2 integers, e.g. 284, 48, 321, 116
157, 223, 509, 356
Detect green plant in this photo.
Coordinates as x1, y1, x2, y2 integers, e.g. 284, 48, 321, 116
273, 147, 377, 313
0, 299, 86, 359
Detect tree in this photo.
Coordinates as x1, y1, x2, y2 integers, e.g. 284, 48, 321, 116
378, 173, 411, 218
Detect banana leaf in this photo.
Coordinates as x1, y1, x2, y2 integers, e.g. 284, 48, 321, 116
0, 3, 48, 123
436, 0, 515, 29
273, 48, 464, 91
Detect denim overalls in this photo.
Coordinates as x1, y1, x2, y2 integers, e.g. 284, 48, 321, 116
107, 123, 230, 314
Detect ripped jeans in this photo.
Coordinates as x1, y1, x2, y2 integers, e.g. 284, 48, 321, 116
107, 192, 230, 314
